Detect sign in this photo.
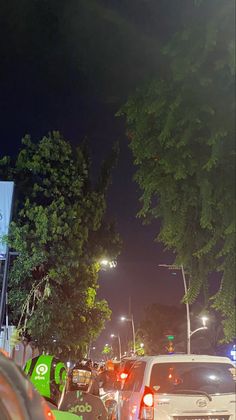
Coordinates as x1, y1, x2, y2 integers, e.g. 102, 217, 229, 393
167, 335, 174, 341
230, 344, 236, 361
60, 391, 108, 420
0, 181, 14, 259
0, 325, 16, 355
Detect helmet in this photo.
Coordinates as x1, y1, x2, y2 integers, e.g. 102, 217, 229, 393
79, 358, 92, 368
105, 359, 114, 371
85, 359, 93, 368
24, 354, 67, 406
68, 363, 92, 392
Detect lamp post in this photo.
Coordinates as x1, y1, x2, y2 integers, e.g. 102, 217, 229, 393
121, 314, 136, 355
159, 264, 208, 354
100, 259, 117, 270
190, 316, 208, 339
110, 334, 122, 360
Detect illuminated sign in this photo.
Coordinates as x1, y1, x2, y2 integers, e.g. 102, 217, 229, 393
230, 344, 236, 361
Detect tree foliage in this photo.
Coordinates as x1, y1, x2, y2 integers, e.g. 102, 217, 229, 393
137, 303, 185, 355
0, 132, 121, 356
120, 0, 235, 341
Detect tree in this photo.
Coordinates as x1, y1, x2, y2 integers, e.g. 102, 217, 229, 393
120, 0, 235, 341
0, 132, 121, 356
102, 344, 112, 360
137, 303, 185, 355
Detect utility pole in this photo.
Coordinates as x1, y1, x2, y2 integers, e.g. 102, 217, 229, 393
159, 264, 208, 354
180, 265, 191, 355
159, 263, 191, 354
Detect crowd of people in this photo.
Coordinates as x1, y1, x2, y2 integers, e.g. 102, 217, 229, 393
0, 346, 120, 419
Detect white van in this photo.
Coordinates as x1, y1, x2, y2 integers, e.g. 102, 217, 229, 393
117, 354, 236, 420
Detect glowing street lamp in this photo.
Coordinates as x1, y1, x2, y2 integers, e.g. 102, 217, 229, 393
100, 259, 117, 270
201, 316, 208, 327
190, 316, 208, 338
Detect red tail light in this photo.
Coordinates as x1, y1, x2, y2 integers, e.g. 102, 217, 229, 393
120, 372, 128, 380
139, 386, 154, 420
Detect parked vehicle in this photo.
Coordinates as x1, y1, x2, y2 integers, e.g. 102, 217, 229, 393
118, 357, 138, 383
117, 354, 236, 420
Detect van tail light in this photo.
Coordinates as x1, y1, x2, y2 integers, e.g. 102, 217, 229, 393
120, 372, 128, 380
139, 386, 154, 420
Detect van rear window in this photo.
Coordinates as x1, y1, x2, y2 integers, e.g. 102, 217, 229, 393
149, 362, 235, 394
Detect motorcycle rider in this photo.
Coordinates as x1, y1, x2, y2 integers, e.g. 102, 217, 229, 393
61, 360, 108, 419
0, 351, 55, 419
25, 354, 108, 419
24, 354, 79, 419
67, 360, 100, 396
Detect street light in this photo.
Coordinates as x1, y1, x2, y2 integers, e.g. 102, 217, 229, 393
100, 259, 117, 270
121, 315, 136, 355
201, 316, 208, 327
159, 263, 191, 354
110, 334, 122, 360
159, 264, 208, 354
190, 316, 208, 338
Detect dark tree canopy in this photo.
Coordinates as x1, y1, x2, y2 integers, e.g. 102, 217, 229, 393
0, 132, 121, 356
137, 303, 186, 354
120, 0, 235, 341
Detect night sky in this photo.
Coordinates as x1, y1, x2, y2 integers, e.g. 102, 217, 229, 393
1, 1, 204, 352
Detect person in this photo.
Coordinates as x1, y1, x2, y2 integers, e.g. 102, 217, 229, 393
67, 362, 93, 393
68, 360, 100, 396
61, 362, 108, 419
24, 354, 67, 409
97, 360, 118, 392
12, 335, 33, 368
24, 353, 79, 419
0, 351, 54, 419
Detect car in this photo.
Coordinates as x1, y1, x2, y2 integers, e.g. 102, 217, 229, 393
99, 358, 138, 419
116, 354, 236, 420
118, 357, 138, 383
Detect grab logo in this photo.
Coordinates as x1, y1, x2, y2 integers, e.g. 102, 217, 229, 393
36, 364, 48, 376
70, 403, 92, 414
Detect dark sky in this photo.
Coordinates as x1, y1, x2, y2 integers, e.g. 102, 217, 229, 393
1, 0, 199, 353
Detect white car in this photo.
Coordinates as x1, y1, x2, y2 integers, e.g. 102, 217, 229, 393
117, 354, 236, 420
